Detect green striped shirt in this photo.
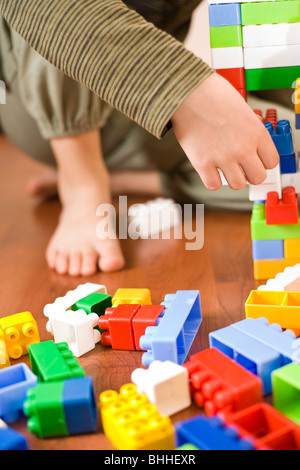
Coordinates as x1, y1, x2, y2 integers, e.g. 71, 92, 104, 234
0, 0, 213, 138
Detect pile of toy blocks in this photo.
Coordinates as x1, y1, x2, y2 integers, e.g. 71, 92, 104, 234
2, 281, 300, 450
209, 0, 300, 98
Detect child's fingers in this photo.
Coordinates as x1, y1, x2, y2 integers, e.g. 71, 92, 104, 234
197, 166, 223, 191
240, 155, 267, 186
220, 164, 247, 190
257, 129, 280, 170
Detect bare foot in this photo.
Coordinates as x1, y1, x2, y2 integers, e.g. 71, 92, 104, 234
46, 192, 125, 276
27, 169, 58, 199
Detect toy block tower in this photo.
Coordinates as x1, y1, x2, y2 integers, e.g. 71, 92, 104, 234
208, 0, 300, 280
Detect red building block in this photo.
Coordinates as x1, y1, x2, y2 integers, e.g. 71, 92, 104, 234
132, 305, 165, 351
216, 68, 245, 89
221, 403, 300, 450
183, 348, 263, 417
254, 108, 278, 128
266, 186, 299, 225
99, 304, 141, 350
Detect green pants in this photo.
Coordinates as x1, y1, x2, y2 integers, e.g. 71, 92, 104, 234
0, 16, 295, 211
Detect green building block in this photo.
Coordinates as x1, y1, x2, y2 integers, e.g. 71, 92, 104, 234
245, 67, 300, 91
176, 443, 200, 450
28, 341, 85, 383
72, 292, 112, 334
241, 1, 300, 25
23, 381, 69, 438
251, 203, 300, 241
210, 25, 242, 48
272, 363, 300, 425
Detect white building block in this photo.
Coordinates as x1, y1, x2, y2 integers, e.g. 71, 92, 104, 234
44, 283, 107, 345
281, 172, 300, 194
242, 23, 300, 48
258, 264, 300, 291
46, 309, 101, 357
128, 198, 181, 239
211, 46, 244, 69
249, 166, 282, 201
244, 44, 300, 70
0, 419, 7, 429
131, 360, 191, 417
219, 164, 281, 188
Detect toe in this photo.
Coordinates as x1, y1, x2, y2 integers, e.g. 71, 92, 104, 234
98, 240, 125, 273
68, 252, 82, 277
46, 247, 57, 270
81, 251, 98, 276
55, 253, 69, 275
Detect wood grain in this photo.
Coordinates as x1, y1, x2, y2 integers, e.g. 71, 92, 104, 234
0, 135, 261, 450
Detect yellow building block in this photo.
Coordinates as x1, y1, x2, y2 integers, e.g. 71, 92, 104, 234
245, 290, 300, 336
284, 239, 300, 260
0, 328, 10, 369
0, 312, 40, 359
253, 259, 300, 280
112, 289, 152, 307
295, 78, 300, 114
98, 383, 175, 450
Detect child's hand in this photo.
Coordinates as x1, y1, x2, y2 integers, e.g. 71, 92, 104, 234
171, 73, 279, 191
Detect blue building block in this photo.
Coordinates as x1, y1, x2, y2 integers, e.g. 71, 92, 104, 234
0, 363, 37, 423
209, 3, 241, 26
264, 120, 294, 156
252, 239, 284, 260
0, 426, 28, 450
209, 324, 282, 395
296, 114, 300, 130
63, 377, 98, 435
140, 290, 202, 367
280, 154, 297, 174
175, 415, 255, 451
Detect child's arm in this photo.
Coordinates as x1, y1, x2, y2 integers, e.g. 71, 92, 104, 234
172, 73, 279, 190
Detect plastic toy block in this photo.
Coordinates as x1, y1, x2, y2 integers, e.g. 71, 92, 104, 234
71, 292, 112, 316
128, 198, 181, 238
98, 383, 175, 450
28, 341, 85, 383
0, 329, 10, 369
238, 88, 246, 100
272, 363, 300, 425
183, 348, 263, 415
223, 403, 300, 450
251, 203, 300, 240
0, 363, 37, 423
264, 120, 294, 157
242, 23, 300, 48
208, 3, 241, 27
249, 177, 282, 201
265, 187, 298, 225
0, 311, 40, 360
0, 422, 28, 450
175, 415, 255, 451
245, 67, 300, 91
211, 46, 243, 69
258, 264, 300, 291
44, 282, 107, 334
45, 308, 101, 358
131, 361, 191, 417
245, 290, 300, 336
285, 239, 300, 259
254, 108, 278, 128
132, 305, 165, 351
62, 377, 97, 435
23, 377, 97, 438
241, 1, 300, 26
280, 154, 297, 174
216, 67, 245, 89
99, 304, 141, 350
296, 114, 300, 129
140, 290, 202, 367
209, 325, 282, 395
295, 78, 300, 113
176, 443, 199, 450
111, 288, 151, 307
244, 44, 300, 70
209, 25, 242, 48
253, 259, 300, 281
252, 239, 284, 261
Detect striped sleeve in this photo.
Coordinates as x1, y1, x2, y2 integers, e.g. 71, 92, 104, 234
0, 0, 213, 138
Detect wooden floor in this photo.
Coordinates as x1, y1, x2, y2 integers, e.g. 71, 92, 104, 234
0, 135, 260, 450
